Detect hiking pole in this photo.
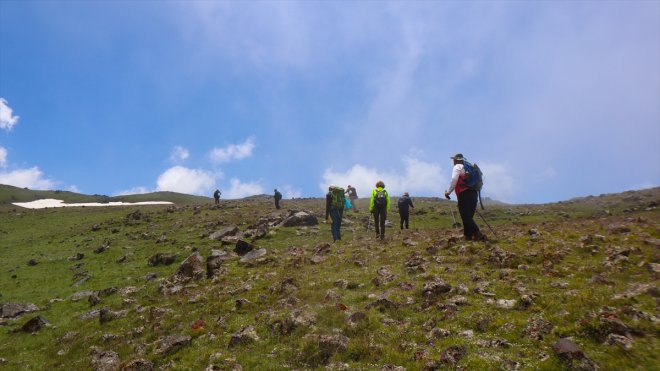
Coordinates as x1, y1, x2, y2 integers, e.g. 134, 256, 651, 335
448, 204, 460, 230
475, 209, 497, 238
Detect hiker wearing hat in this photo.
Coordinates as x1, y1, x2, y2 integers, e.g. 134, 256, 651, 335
397, 192, 414, 229
369, 180, 391, 240
325, 185, 345, 242
444, 154, 484, 241
345, 185, 358, 211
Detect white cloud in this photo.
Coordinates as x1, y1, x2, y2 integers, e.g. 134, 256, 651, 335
0, 167, 56, 190
209, 137, 256, 164
224, 178, 264, 199
278, 185, 302, 199
320, 157, 445, 197
169, 145, 190, 163
0, 98, 19, 131
0, 146, 7, 168
114, 186, 152, 196
156, 166, 216, 195
477, 162, 516, 203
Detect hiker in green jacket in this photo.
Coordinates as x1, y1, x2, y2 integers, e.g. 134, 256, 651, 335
369, 180, 391, 240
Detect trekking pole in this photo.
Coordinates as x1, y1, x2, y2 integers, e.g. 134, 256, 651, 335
448, 204, 459, 230
475, 209, 497, 238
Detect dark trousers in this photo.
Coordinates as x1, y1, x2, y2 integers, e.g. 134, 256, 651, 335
457, 189, 480, 239
330, 208, 343, 241
399, 210, 409, 229
373, 207, 387, 238
275, 199, 280, 209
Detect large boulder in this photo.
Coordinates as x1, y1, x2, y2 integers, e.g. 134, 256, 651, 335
279, 211, 318, 227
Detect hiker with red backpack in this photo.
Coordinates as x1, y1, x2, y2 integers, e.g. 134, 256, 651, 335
325, 185, 345, 242
444, 153, 485, 241
369, 180, 391, 240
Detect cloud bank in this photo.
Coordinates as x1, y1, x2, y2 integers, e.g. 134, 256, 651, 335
209, 137, 256, 164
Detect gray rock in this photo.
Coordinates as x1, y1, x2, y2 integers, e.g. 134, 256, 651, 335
234, 240, 254, 256
279, 211, 318, 227
1, 302, 38, 318
89, 347, 120, 371
239, 248, 267, 264
422, 279, 452, 299
228, 325, 260, 348
552, 338, 584, 360
122, 358, 154, 371
173, 253, 205, 281
154, 335, 192, 356
209, 225, 240, 241
21, 316, 49, 332
148, 253, 178, 266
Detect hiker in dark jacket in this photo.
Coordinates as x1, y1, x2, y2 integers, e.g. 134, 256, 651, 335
369, 180, 391, 240
397, 192, 414, 229
274, 189, 282, 209
325, 186, 344, 242
213, 189, 221, 205
444, 153, 483, 241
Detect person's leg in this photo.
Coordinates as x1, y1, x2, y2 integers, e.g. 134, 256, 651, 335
379, 209, 387, 239
465, 190, 480, 239
457, 193, 472, 239
330, 209, 341, 241
373, 209, 381, 236
399, 211, 404, 229
403, 212, 409, 229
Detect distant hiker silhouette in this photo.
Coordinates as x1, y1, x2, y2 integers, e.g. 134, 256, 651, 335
213, 189, 221, 205
345, 185, 358, 211
369, 180, 390, 240
444, 153, 484, 241
398, 192, 414, 229
325, 185, 345, 242
274, 189, 282, 209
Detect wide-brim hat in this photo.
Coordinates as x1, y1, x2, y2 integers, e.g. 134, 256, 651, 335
450, 153, 465, 161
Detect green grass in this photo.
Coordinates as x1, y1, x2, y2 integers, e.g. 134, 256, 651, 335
0, 188, 658, 369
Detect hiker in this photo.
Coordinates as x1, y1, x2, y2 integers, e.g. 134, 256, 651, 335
345, 185, 358, 211
325, 185, 345, 242
213, 189, 221, 205
369, 180, 391, 240
274, 189, 282, 209
444, 153, 483, 241
397, 192, 414, 229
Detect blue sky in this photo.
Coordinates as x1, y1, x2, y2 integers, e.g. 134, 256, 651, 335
0, 0, 658, 203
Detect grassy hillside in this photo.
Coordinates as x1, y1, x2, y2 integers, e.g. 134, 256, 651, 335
0, 188, 658, 370
0, 184, 211, 207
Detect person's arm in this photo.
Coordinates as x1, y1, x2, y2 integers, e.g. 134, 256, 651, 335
325, 194, 331, 219
369, 189, 375, 212
409, 198, 414, 208
445, 164, 462, 197
386, 191, 391, 210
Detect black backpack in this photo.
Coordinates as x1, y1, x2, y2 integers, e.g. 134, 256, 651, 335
374, 189, 387, 208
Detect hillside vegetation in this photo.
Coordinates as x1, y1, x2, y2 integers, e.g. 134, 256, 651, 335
0, 188, 658, 370
0, 184, 210, 207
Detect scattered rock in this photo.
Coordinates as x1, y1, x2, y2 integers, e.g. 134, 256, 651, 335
147, 253, 178, 266
154, 335, 192, 356
524, 317, 554, 340
280, 211, 318, 227
228, 325, 260, 348
439, 345, 467, 366
1, 302, 38, 318
422, 278, 452, 300
239, 248, 267, 264
27, 259, 38, 266
122, 358, 154, 371
89, 347, 120, 371
209, 225, 240, 241
234, 240, 255, 256
553, 338, 584, 360
172, 253, 205, 282
20, 316, 49, 332
605, 333, 634, 350
68, 253, 85, 261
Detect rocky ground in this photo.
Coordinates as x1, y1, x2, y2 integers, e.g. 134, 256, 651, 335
0, 189, 658, 370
